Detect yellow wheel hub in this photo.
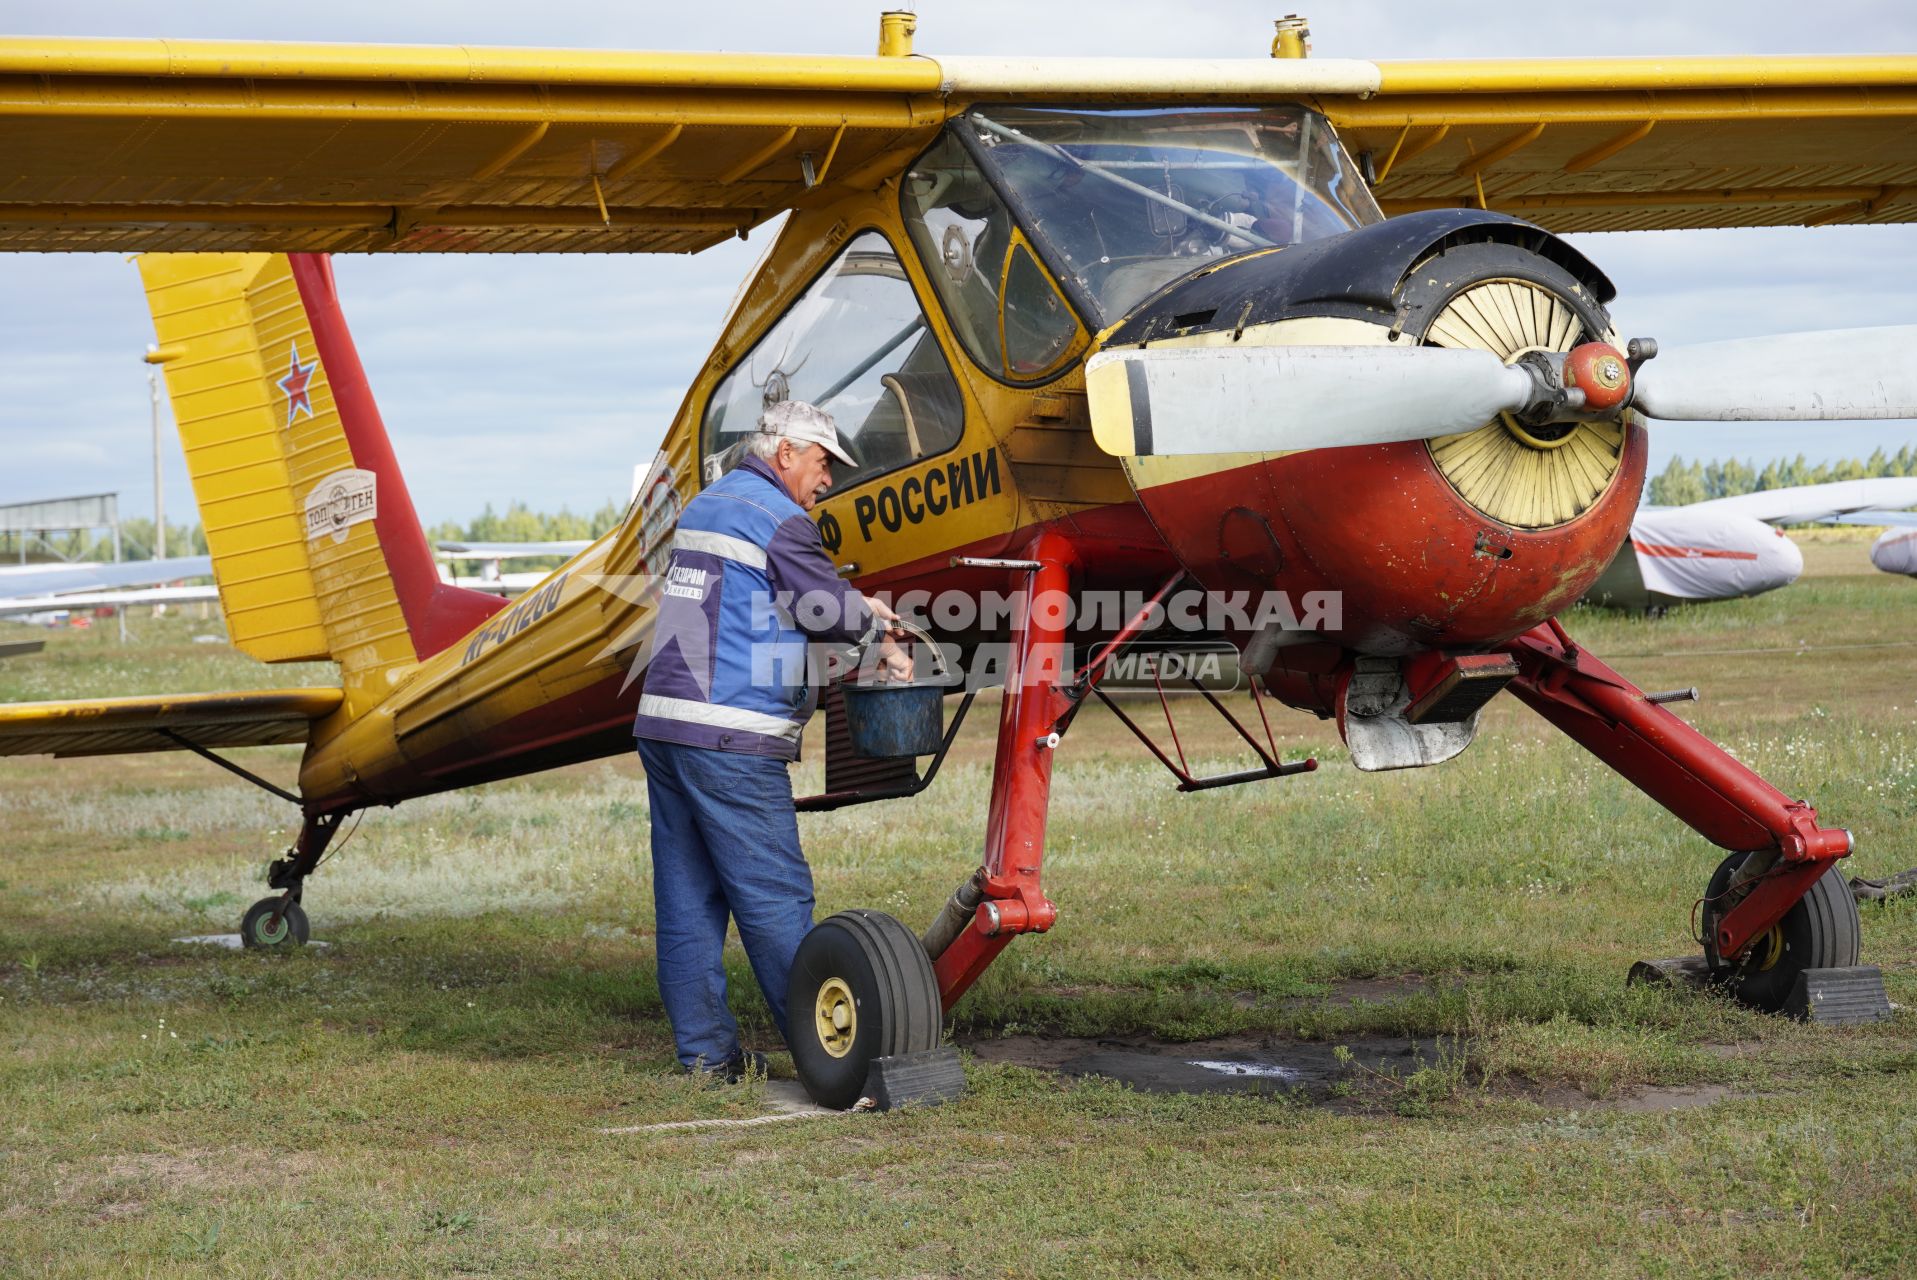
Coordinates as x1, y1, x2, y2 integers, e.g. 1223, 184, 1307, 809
814, 977, 857, 1058
1751, 925, 1786, 972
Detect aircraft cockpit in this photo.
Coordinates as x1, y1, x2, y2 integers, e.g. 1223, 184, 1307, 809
699, 105, 1382, 497
907, 105, 1383, 331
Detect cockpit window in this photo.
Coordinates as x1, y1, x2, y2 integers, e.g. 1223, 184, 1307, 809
701, 231, 964, 489
960, 105, 1382, 325
900, 131, 1083, 383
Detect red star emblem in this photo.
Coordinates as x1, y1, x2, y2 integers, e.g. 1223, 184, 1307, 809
278, 340, 319, 427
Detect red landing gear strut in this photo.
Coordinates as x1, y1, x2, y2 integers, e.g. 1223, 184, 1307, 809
929, 531, 1079, 1009
1502, 620, 1853, 967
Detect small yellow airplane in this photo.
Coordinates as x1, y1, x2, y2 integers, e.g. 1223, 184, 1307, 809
2, 16, 1913, 1103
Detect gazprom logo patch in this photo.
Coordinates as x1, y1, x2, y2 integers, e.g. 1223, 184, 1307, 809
304, 469, 378, 544
665, 565, 709, 601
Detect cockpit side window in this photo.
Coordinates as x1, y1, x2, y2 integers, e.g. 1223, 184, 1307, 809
999, 242, 1078, 380
901, 132, 1084, 384
701, 231, 964, 490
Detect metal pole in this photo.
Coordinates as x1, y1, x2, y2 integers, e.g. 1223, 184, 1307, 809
111, 510, 127, 642
149, 369, 166, 561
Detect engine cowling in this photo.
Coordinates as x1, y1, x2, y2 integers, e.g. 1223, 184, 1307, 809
1102, 219, 1645, 659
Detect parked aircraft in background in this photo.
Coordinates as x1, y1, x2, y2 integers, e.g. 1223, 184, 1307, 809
1583, 478, 1917, 611
0, 585, 221, 622
0, 555, 218, 622
435, 541, 593, 596
0, 556, 211, 597
1867, 521, 1917, 577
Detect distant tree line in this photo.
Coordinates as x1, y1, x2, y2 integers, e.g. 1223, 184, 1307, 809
2, 501, 628, 566
1649, 448, 1917, 506
427, 500, 625, 545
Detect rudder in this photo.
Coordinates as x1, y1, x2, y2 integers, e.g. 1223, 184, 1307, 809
138, 252, 503, 693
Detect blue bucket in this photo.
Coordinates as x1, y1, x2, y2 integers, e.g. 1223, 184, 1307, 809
841, 682, 945, 758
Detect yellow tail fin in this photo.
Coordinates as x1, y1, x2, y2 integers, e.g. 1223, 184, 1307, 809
138, 253, 504, 694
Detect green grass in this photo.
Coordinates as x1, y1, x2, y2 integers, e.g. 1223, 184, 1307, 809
1, 540, 1914, 1277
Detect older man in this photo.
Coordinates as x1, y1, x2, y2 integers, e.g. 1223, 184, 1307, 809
634, 399, 908, 1079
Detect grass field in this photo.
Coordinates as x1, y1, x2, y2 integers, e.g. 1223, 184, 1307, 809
2, 531, 1914, 1278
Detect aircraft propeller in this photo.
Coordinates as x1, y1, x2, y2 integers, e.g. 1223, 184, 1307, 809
1086, 324, 1917, 458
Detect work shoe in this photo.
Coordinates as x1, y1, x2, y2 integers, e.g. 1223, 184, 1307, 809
680, 1051, 768, 1084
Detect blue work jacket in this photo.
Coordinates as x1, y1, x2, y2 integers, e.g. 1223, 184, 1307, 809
633, 454, 871, 759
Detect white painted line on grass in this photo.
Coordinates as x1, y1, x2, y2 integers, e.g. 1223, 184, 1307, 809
599, 1081, 851, 1135
173, 934, 330, 949
600, 1109, 841, 1135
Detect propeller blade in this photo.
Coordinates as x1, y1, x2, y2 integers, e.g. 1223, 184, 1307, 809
1086, 345, 1535, 457
1631, 325, 1917, 421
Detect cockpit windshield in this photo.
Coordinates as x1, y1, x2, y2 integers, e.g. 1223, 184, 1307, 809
961, 105, 1382, 325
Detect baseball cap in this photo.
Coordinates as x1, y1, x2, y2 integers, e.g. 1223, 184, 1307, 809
758, 399, 856, 468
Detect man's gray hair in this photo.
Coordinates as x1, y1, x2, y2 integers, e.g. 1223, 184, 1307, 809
744, 431, 816, 462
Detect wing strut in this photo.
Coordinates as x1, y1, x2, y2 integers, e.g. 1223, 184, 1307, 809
156, 728, 302, 804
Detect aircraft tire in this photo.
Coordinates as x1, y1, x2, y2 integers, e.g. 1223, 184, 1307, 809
1702, 853, 1859, 1013
240, 897, 310, 950
787, 909, 942, 1110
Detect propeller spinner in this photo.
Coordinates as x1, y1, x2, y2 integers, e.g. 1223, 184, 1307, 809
1087, 325, 1917, 458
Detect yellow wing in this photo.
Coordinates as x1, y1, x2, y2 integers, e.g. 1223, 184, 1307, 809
1, 39, 1911, 252
0, 688, 343, 758
1341, 58, 1917, 232
0, 38, 952, 253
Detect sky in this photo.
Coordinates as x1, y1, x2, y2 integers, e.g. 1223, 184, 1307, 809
1, 1, 1914, 528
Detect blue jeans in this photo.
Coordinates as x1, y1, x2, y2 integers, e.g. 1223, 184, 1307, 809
635, 736, 816, 1069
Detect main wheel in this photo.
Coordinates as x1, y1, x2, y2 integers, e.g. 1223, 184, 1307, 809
240, 897, 310, 950
1702, 853, 1859, 1012
787, 910, 942, 1110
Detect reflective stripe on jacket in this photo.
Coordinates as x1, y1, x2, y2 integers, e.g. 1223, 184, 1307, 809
633, 453, 870, 759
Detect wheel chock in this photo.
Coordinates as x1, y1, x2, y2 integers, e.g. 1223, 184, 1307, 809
1781, 966, 1893, 1025
859, 1046, 965, 1111
1627, 954, 1713, 990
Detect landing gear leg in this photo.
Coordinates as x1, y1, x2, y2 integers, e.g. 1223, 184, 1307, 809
240, 811, 347, 951
1503, 622, 1856, 1012
927, 531, 1079, 1010
788, 531, 1082, 1107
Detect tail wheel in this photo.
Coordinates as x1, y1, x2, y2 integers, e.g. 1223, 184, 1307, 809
1702, 853, 1860, 1013
240, 897, 310, 950
787, 910, 942, 1109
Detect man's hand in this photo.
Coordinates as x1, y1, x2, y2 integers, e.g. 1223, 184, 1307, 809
859, 594, 914, 681
862, 593, 910, 641
874, 635, 914, 683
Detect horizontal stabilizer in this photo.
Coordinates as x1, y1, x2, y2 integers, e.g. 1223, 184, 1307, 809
0, 688, 342, 758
